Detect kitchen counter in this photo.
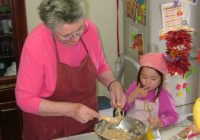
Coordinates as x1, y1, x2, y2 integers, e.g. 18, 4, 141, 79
54, 113, 192, 140
54, 132, 101, 140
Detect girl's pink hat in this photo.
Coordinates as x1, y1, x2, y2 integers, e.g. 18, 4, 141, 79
140, 53, 167, 74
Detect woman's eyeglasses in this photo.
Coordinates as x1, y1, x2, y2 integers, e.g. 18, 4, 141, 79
55, 21, 88, 41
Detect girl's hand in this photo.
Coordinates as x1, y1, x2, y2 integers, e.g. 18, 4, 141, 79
127, 83, 149, 105
134, 83, 149, 98
148, 116, 163, 128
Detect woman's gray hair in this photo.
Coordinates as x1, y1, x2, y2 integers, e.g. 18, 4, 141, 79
38, 0, 86, 29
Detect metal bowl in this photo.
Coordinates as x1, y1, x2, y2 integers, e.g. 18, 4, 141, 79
94, 117, 147, 140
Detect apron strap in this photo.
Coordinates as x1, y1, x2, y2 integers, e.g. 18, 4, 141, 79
52, 33, 61, 63
80, 38, 89, 53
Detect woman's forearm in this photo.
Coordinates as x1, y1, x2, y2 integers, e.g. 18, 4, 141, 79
38, 99, 75, 116
97, 71, 116, 88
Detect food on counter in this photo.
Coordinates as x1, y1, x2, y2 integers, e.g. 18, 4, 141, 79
177, 123, 200, 139
193, 98, 200, 132
102, 127, 132, 140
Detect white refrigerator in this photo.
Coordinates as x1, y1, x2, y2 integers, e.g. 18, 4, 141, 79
122, 0, 200, 114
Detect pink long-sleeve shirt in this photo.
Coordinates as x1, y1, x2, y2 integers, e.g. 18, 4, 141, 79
15, 19, 111, 114
124, 82, 179, 127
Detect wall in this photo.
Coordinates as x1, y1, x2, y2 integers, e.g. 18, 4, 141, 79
25, 0, 41, 32
25, 0, 124, 98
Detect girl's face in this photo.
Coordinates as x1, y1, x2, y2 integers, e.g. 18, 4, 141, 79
140, 66, 161, 91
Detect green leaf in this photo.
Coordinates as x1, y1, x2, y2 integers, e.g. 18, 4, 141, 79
183, 67, 197, 80
130, 32, 137, 41
184, 72, 191, 80
190, 67, 196, 74
186, 87, 192, 94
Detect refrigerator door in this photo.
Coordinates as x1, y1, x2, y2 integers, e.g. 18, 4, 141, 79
165, 1, 200, 114
166, 60, 199, 114
123, 0, 200, 113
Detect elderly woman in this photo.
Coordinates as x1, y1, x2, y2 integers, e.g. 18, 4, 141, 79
15, 0, 126, 139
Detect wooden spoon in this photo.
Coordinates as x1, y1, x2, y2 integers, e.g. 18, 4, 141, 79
99, 115, 121, 124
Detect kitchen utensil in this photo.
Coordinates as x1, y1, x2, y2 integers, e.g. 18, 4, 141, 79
114, 107, 125, 117
100, 107, 124, 125
144, 101, 160, 139
144, 100, 153, 116
99, 115, 122, 125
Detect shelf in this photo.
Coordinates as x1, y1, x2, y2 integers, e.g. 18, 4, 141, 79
0, 85, 16, 104
0, 13, 11, 18
0, 33, 13, 37
0, 100, 16, 110
0, 83, 15, 90
0, 75, 16, 85
0, 1, 27, 139
0, 55, 15, 59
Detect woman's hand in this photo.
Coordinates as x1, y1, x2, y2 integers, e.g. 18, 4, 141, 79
68, 103, 99, 124
109, 81, 126, 109
148, 116, 163, 128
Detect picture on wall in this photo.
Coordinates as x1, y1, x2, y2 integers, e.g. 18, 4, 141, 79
130, 32, 144, 56
126, 0, 146, 25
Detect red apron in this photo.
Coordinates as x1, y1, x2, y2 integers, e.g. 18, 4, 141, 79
22, 36, 98, 140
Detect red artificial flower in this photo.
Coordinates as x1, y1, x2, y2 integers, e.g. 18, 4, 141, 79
198, 50, 200, 63
163, 30, 192, 77
183, 83, 188, 88
176, 84, 182, 90
165, 30, 192, 48
132, 43, 137, 49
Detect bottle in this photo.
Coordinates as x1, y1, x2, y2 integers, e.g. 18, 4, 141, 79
154, 129, 161, 140
147, 127, 155, 140
147, 127, 161, 140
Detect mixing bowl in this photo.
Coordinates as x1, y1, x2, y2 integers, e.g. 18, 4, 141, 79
94, 117, 147, 140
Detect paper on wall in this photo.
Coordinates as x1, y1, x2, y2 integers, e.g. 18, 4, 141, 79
161, 2, 183, 32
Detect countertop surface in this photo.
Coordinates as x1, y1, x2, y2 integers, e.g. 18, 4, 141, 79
53, 132, 101, 140
54, 112, 192, 140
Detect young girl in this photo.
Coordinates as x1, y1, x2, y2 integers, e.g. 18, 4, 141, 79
123, 53, 179, 128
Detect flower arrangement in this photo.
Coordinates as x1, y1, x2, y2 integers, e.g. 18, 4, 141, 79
160, 29, 192, 77
198, 50, 200, 63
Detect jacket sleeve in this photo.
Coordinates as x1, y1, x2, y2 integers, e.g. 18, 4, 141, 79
15, 40, 44, 114
158, 88, 179, 127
